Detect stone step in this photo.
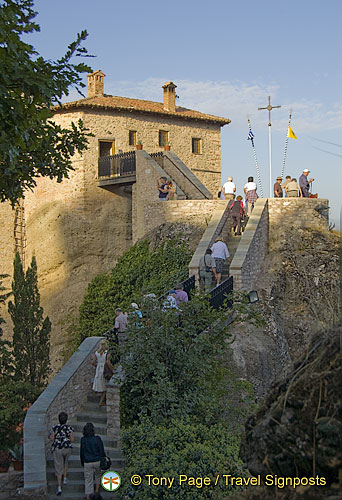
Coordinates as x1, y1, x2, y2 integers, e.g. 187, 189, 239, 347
80, 401, 108, 412
47, 489, 119, 500
72, 422, 107, 434
48, 452, 123, 466
47, 459, 125, 481
76, 412, 107, 424
47, 477, 123, 494
87, 394, 103, 403
72, 432, 118, 448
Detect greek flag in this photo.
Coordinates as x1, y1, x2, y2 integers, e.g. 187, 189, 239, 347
247, 130, 255, 147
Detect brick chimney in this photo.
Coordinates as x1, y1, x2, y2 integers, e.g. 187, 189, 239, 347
162, 82, 177, 112
87, 70, 106, 97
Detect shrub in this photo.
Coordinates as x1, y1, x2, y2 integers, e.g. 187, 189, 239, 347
78, 237, 192, 341
120, 417, 245, 500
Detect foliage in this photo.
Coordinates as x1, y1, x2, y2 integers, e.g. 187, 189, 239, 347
0, 379, 39, 449
120, 417, 245, 500
8, 252, 51, 387
0, 0, 93, 205
117, 295, 233, 426
0, 274, 13, 378
78, 237, 192, 341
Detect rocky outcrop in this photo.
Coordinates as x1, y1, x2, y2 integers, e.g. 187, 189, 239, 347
238, 326, 342, 498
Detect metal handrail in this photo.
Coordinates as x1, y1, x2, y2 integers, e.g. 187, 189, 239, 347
98, 151, 136, 178
209, 276, 233, 310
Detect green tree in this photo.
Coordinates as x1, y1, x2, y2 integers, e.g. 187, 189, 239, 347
0, 0, 93, 205
118, 296, 233, 426
78, 237, 192, 341
0, 274, 13, 380
8, 253, 51, 387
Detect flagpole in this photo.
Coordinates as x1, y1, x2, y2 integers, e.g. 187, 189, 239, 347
281, 112, 292, 179
258, 96, 281, 198
268, 124, 272, 197
247, 118, 263, 197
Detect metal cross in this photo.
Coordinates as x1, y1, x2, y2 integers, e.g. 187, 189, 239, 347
258, 96, 281, 197
258, 96, 281, 126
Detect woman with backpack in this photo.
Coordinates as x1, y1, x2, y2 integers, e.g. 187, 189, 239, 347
230, 195, 246, 236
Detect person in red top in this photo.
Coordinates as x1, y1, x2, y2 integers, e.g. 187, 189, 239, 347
230, 195, 245, 236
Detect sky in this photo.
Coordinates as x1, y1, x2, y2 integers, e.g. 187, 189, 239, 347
28, 0, 341, 226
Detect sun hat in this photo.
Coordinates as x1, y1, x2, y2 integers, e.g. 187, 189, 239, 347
131, 303, 139, 309
303, 169, 310, 172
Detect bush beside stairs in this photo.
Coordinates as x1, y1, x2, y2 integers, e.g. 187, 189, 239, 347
47, 394, 124, 499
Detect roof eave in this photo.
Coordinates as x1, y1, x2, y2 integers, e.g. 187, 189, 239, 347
52, 102, 231, 126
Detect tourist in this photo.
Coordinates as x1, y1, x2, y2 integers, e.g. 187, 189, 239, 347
281, 175, 292, 197
285, 178, 300, 197
222, 176, 236, 200
129, 302, 143, 327
157, 176, 169, 201
89, 494, 104, 500
273, 176, 283, 198
114, 308, 128, 344
80, 423, 106, 500
243, 176, 258, 215
230, 195, 245, 236
174, 284, 189, 305
166, 180, 177, 200
199, 249, 216, 292
211, 237, 230, 286
49, 411, 74, 496
299, 169, 314, 198
163, 290, 179, 311
92, 340, 113, 407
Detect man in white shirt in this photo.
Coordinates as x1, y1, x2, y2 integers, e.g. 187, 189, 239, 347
222, 176, 236, 200
210, 237, 230, 286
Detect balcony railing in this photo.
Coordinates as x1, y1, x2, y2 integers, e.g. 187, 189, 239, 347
98, 151, 136, 179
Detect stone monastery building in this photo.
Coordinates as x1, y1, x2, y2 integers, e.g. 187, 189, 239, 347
0, 69, 230, 363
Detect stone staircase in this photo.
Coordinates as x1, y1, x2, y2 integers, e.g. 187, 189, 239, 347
47, 394, 124, 499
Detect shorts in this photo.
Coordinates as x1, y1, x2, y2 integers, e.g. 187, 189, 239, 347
53, 448, 71, 476
214, 258, 225, 274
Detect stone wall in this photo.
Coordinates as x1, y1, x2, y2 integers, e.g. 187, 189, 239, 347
0, 470, 23, 500
53, 107, 223, 195
0, 109, 133, 368
188, 201, 231, 282
143, 199, 226, 240
230, 199, 269, 290
23, 336, 104, 493
268, 198, 329, 230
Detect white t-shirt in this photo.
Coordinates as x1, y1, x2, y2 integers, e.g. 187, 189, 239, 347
222, 181, 236, 194
210, 241, 230, 260
244, 181, 257, 192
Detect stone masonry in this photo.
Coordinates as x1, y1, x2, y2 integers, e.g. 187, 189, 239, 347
24, 337, 105, 493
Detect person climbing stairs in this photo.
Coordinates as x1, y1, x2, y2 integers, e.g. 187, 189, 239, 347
47, 394, 124, 499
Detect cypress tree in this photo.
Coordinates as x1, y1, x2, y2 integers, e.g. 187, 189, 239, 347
8, 253, 51, 388
0, 274, 13, 379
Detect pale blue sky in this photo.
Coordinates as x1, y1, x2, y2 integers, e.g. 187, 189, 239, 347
30, 0, 341, 225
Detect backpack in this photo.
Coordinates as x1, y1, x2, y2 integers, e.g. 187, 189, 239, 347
204, 255, 212, 273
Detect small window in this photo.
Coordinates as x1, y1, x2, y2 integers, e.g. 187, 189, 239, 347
99, 140, 115, 157
192, 138, 201, 154
159, 130, 169, 147
129, 130, 137, 146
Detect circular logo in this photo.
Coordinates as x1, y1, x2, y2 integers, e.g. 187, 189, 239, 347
101, 471, 121, 491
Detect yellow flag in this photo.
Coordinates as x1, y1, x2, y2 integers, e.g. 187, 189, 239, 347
288, 126, 297, 139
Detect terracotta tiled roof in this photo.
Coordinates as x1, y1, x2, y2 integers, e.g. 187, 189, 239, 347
53, 94, 231, 125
